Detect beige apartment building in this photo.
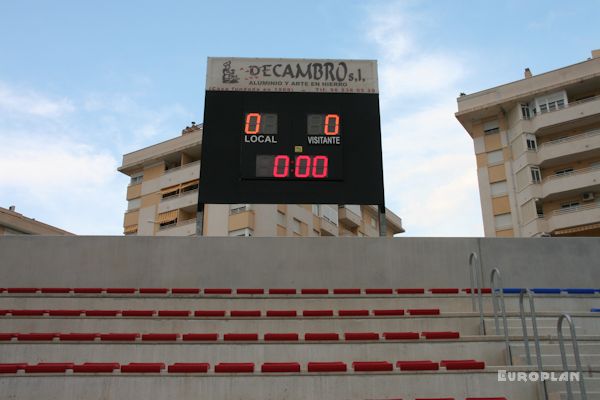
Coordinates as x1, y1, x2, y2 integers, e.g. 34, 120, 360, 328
456, 50, 600, 237
118, 124, 404, 237
0, 206, 73, 236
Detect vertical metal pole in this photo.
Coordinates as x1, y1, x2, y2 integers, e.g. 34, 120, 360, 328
378, 204, 387, 237
196, 203, 205, 236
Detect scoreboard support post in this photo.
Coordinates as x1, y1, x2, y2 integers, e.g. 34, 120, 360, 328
196, 203, 205, 236
378, 204, 387, 237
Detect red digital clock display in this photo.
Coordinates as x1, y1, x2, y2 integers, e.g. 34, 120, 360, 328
240, 111, 342, 181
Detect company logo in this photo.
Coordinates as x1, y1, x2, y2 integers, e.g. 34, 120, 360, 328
222, 61, 239, 84
498, 370, 580, 382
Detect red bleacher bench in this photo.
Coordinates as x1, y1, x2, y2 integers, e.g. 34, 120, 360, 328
106, 288, 136, 294
352, 361, 393, 371
121, 363, 165, 373
333, 288, 361, 295
141, 333, 180, 341
223, 333, 258, 341
463, 288, 492, 294
85, 310, 120, 317
396, 361, 439, 371
383, 332, 420, 340
338, 309, 369, 316
59, 333, 100, 341
182, 333, 218, 341
74, 288, 104, 293
0, 310, 8, 315
264, 333, 299, 341
429, 288, 460, 294
0, 333, 17, 340
408, 309, 440, 316
41, 288, 71, 293
194, 310, 226, 317
122, 310, 155, 317
305, 333, 339, 341
17, 333, 58, 341
236, 288, 264, 295
73, 363, 120, 373
171, 288, 200, 294
214, 363, 254, 373
396, 288, 425, 294
168, 363, 210, 373
158, 310, 190, 317
465, 398, 507, 400
303, 310, 334, 317
261, 362, 301, 373
204, 288, 232, 294
25, 363, 74, 373
422, 331, 460, 340
99, 333, 139, 341
344, 332, 379, 341
441, 360, 485, 370
11, 309, 46, 316
48, 310, 83, 316
307, 362, 347, 372
415, 398, 455, 400
139, 288, 169, 294
0, 363, 27, 373
301, 288, 329, 295
266, 310, 297, 317
230, 310, 261, 317
365, 288, 393, 294
268, 288, 296, 295
7, 288, 38, 293
373, 309, 405, 316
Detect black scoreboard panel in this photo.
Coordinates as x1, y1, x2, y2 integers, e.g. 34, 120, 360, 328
198, 91, 384, 205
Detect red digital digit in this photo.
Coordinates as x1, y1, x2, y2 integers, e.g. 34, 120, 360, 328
324, 114, 339, 136
245, 113, 261, 134
273, 155, 289, 178
294, 155, 311, 178
312, 155, 329, 178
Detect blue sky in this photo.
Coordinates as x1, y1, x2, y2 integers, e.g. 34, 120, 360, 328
1, 0, 599, 236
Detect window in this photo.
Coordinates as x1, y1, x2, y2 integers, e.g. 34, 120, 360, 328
526, 134, 537, 151
292, 218, 301, 234
127, 198, 141, 211
277, 211, 286, 226
229, 228, 253, 237
521, 104, 531, 120
487, 150, 504, 165
312, 204, 320, 215
554, 168, 574, 177
161, 187, 179, 199
230, 204, 250, 214
560, 201, 580, 211
530, 167, 542, 183
536, 91, 567, 114
483, 120, 500, 135
130, 173, 143, 185
494, 213, 512, 229
490, 181, 508, 196
591, 161, 600, 170
181, 180, 199, 193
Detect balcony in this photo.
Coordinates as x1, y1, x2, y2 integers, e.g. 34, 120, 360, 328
518, 95, 600, 135
538, 128, 600, 166
320, 216, 338, 236
541, 166, 600, 200
338, 206, 361, 228
160, 160, 200, 188
547, 201, 600, 234
156, 218, 197, 236
158, 188, 198, 214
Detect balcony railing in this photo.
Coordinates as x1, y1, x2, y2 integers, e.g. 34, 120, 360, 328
158, 217, 196, 231
532, 94, 600, 119
552, 201, 600, 216
544, 164, 600, 182
160, 187, 199, 202
539, 128, 600, 149
164, 160, 200, 174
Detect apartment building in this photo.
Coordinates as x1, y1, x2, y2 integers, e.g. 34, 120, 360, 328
0, 206, 73, 236
456, 50, 600, 237
118, 124, 404, 237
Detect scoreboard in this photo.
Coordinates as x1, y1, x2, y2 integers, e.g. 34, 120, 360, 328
198, 57, 385, 205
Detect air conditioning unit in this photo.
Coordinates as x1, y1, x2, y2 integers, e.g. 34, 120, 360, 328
582, 192, 595, 202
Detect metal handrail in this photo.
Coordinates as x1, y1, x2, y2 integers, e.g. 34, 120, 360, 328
519, 289, 547, 400
558, 314, 587, 400
468, 252, 485, 335
490, 268, 511, 365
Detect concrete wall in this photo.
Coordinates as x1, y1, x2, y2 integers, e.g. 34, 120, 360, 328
0, 236, 599, 288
